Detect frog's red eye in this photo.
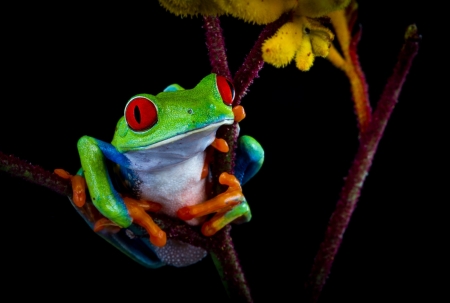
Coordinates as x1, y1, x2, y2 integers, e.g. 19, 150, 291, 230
125, 97, 158, 132
216, 75, 235, 106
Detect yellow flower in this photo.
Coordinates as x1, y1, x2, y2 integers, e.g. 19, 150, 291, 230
262, 15, 334, 71
159, 0, 351, 71
159, 0, 297, 23
158, 0, 222, 17
261, 0, 350, 71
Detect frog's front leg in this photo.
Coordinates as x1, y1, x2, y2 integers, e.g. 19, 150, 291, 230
177, 172, 247, 236
77, 136, 166, 246
177, 135, 264, 236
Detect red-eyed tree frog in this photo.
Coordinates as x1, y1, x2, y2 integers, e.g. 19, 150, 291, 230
57, 74, 263, 267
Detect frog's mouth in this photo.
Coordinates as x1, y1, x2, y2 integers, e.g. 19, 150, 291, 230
147, 118, 233, 150
123, 119, 233, 171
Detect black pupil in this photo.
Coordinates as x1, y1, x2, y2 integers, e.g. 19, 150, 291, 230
134, 105, 141, 124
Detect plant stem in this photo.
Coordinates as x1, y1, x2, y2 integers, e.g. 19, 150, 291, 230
305, 24, 420, 302
232, 13, 290, 106
203, 15, 252, 302
203, 14, 289, 302
203, 15, 232, 80
0, 151, 71, 196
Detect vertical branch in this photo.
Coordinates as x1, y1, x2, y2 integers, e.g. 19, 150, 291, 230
202, 13, 289, 302
329, 9, 371, 134
347, 25, 371, 134
233, 13, 290, 106
211, 226, 253, 303
203, 15, 252, 302
203, 15, 232, 80
305, 25, 420, 302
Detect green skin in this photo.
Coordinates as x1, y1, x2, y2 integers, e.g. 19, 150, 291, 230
77, 74, 241, 229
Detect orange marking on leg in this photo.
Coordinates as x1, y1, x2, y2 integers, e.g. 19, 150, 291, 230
211, 138, 229, 153
232, 105, 246, 123
119, 195, 162, 213
94, 218, 121, 233
71, 175, 86, 207
219, 172, 241, 190
137, 200, 162, 212
123, 197, 166, 247
54, 169, 87, 207
177, 172, 243, 220
201, 147, 214, 179
201, 212, 226, 237
201, 162, 209, 179
54, 169, 72, 179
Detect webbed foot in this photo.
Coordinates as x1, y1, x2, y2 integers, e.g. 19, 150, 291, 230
54, 168, 86, 207
177, 172, 250, 236
122, 196, 166, 247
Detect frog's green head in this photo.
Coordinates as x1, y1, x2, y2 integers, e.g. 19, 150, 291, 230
111, 73, 235, 153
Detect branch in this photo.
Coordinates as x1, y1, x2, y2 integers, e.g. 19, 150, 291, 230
305, 24, 420, 302
203, 14, 289, 302
0, 151, 71, 196
232, 13, 290, 106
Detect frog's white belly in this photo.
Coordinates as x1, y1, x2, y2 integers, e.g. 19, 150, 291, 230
122, 126, 223, 226
132, 151, 207, 225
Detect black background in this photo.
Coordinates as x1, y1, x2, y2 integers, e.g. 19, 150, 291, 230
0, 2, 439, 302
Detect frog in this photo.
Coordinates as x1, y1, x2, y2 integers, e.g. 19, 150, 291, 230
56, 73, 264, 268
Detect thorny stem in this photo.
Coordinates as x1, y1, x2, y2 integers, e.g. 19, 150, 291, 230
203, 15, 251, 302
204, 14, 289, 302
0, 151, 71, 196
203, 15, 232, 80
305, 24, 420, 303
232, 13, 290, 106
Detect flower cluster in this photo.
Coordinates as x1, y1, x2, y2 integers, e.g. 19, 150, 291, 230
159, 0, 350, 71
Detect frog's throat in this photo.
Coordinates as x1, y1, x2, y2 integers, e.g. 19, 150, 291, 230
132, 118, 233, 151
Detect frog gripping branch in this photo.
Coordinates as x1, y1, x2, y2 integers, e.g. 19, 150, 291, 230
0, 2, 421, 302
56, 73, 264, 268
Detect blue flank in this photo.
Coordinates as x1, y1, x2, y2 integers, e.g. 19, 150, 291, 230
234, 135, 264, 185
96, 139, 131, 168
72, 135, 263, 268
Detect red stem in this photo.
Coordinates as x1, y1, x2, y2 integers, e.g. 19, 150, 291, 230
232, 13, 290, 106
203, 15, 232, 79
305, 25, 420, 302
203, 14, 289, 303
0, 151, 71, 196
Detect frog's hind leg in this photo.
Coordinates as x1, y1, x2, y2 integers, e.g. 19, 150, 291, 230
201, 199, 251, 236
234, 135, 264, 185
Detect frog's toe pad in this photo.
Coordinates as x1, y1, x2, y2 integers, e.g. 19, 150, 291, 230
152, 239, 207, 267
93, 218, 121, 233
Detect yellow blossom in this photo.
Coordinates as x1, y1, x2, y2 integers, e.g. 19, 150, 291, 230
215, 0, 298, 25
262, 16, 334, 71
159, 0, 350, 71
158, 0, 222, 17
297, 0, 351, 17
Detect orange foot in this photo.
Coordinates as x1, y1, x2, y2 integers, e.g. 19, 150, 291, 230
122, 196, 166, 247
177, 172, 245, 236
93, 197, 165, 247
54, 169, 86, 207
